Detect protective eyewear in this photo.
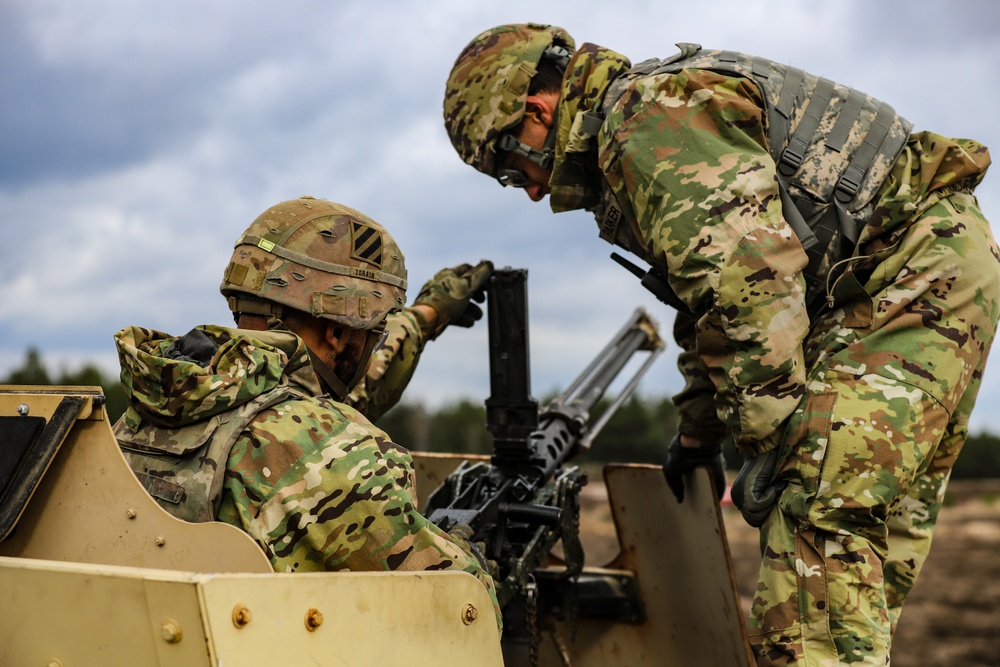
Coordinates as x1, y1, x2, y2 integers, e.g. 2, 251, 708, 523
496, 167, 529, 188
370, 325, 390, 351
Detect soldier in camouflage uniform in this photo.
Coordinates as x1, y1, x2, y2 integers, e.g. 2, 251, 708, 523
443, 23, 999, 665
114, 196, 501, 629
349, 260, 492, 421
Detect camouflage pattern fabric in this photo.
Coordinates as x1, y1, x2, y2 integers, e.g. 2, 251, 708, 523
443, 23, 575, 176
346, 307, 426, 421
412, 260, 493, 340
754, 183, 998, 665
567, 50, 812, 456
349, 260, 492, 419
114, 324, 501, 630
221, 196, 407, 332
349, 261, 493, 417
544, 44, 998, 665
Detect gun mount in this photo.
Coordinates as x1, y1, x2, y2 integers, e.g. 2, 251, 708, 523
0, 268, 752, 667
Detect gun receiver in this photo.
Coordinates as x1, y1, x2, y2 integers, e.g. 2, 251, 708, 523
424, 267, 664, 609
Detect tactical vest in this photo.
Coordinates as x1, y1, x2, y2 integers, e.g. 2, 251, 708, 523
115, 385, 303, 523
586, 43, 913, 312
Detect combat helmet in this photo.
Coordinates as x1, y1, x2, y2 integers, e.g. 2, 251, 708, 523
443, 23, 574, 179
221, 196, 407, 331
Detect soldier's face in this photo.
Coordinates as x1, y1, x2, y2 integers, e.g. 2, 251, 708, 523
507, 155, 551, 202
507, 94, 559, 201
498, 130, 552, 202
330, 327, 380, 385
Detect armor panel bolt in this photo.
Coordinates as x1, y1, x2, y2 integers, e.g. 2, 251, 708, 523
16, 404, 28, 416
160, 620, 182, 643
305, 607, 324, 631
232, 604, 252, 628
462, 603, 479, 625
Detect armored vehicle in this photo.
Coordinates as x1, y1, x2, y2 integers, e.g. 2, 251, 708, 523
0, 271, 751, 666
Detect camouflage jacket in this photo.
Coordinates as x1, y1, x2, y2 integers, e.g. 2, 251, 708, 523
549, 44, 991, 454
113, 324, 500, 626
346, 307, 426, 420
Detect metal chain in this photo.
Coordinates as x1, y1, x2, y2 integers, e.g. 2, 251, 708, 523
527, 578, 539, 667
566, 473, 583, 643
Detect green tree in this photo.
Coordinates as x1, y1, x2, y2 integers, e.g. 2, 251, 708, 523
378, 400, 489, 454
428, 400, 490, 455
952, 432, 1000, 479
4, 349, 51, 385
582, 395, 676, 465
3, 349, 126, 423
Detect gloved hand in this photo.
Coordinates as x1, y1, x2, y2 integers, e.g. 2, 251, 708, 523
448, 522, 499, 579
730, 449, 786, 527
663, 433, 727, 503
413, 260, 494, 340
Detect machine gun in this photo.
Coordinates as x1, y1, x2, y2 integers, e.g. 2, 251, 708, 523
424, 268, 664, 616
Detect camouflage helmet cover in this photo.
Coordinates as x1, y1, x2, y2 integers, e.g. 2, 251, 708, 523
443, 23, 574, 176
221, 196, 407, 330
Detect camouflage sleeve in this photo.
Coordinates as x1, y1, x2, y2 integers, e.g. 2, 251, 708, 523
217, 396, 502, 630
670, 310, 728, 443
346, 308, 426, 421
599, 68, 810, 454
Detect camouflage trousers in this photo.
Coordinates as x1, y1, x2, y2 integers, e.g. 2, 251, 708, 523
748, 191, 1000, 666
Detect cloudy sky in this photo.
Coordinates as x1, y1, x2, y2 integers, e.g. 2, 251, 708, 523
3, 0, 1000, 433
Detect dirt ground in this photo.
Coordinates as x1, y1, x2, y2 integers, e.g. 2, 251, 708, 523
577, 477, 1000, 666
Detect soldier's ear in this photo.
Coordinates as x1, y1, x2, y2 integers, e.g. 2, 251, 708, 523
324, 321, 346, 352
524, 94, 557, 129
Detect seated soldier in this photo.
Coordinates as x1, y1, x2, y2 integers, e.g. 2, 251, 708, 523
113, 196, 500, 628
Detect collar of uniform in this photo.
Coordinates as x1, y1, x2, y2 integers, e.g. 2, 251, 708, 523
237, 327, 326, 398
549, 43, 631, 213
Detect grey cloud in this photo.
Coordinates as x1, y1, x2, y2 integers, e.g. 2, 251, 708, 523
2, 0, 999, 434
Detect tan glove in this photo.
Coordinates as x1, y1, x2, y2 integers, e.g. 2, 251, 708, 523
413, 260, 493, 340
448, 523, 499, 580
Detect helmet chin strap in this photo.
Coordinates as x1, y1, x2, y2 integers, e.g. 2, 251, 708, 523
495, 115, 559, 171
304, 328, 381, 402
228, 295, 379, 402
305, 349, 352, 401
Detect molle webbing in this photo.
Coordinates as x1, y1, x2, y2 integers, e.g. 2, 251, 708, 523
596, 43, 913, 311
115, 385, 303, 523
634, 44, 913, 218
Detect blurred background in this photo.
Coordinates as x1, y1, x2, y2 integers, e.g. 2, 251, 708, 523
3, 3, 999, 663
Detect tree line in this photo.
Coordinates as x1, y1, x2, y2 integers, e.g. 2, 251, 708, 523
5, 348, 1000, 479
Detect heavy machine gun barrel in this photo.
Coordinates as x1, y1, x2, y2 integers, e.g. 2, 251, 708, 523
424, 267, 664, 608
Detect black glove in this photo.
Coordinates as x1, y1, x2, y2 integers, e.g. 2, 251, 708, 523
730, 449, 786, 527
413, 260, 493, 339
663, 433, 726, 503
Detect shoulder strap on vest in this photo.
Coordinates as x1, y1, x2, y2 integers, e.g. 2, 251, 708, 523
116, 384, 304, 522
586, 42, 912, 314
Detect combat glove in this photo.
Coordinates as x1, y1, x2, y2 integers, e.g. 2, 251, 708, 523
448, 522, 498, 580
413, 260, 493, 340
663, 433, 726, 503
731, 449, 786, 527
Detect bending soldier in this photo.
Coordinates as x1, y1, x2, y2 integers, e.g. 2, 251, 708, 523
442, 23, 999, 665
113, 196, 500, 628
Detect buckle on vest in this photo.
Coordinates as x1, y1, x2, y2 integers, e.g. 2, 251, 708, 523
835, 165, 864, 203
778, 138, 808, 177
